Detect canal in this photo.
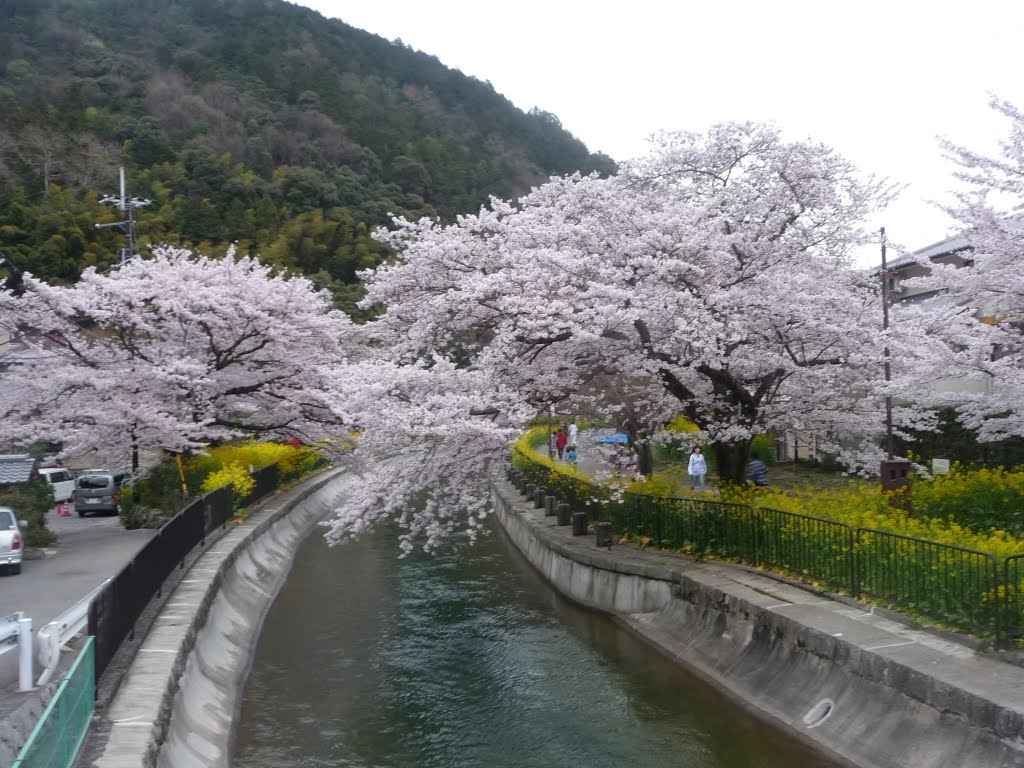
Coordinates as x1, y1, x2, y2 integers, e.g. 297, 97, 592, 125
233, 524, 833, 768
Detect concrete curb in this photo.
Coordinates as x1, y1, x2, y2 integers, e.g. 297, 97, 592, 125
86, 469, 349, 768
493, 479, 1024, 768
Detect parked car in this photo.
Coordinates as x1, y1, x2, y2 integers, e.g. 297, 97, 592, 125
74, 471, 127, 517
37, 466, 75, 504
0, 507, 25, 575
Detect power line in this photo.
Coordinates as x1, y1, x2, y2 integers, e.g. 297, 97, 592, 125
96, 167, 151, 266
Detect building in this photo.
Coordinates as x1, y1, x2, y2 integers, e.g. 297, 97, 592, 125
0, 454, 37, 492
884, 233, 972, 303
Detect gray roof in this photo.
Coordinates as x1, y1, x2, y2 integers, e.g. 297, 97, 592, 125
0, 455, 35, 485
887, 233, 971, 271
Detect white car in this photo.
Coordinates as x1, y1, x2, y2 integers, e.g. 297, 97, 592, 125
0, 507, 25, 575
38, 466, 75, 504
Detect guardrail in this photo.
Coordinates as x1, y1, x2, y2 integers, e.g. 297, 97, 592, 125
511, 453, 1024, 648
0, 611, 32, 692
87, 463, 284, 685
36, 579, 110, 687
11, 637, 94, 768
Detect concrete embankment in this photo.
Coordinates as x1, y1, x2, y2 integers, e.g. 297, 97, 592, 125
493, 479, 1024, 768
86, 469, 350, 768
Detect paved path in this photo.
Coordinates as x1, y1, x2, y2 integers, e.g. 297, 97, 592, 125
0, 510, 157, 710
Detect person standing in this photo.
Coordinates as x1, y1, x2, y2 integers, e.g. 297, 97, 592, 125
555, 428, 568, 460
688, 446, 708, 490
568, 421, 578, 448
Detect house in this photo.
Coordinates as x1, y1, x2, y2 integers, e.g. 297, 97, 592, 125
884, 233, 972, 303
0, 454, 37, 492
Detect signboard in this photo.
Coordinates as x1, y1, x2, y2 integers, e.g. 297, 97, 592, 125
931, 458, 951, 476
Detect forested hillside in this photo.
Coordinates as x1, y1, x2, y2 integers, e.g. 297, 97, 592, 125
0, 0, 615, 310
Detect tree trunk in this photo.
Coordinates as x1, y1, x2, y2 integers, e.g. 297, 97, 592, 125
635, 440, 654, 476
714, 440, 752, 485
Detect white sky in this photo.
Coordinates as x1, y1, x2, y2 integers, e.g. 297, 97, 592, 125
295, 0, 1024, 265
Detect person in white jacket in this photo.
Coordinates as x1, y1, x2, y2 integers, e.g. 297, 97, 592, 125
688, 446, 708, 490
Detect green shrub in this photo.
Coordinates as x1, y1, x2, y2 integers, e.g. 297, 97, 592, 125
1, 478, 56, 547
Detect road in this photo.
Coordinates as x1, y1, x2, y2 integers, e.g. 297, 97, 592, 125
0, 509, 157, 698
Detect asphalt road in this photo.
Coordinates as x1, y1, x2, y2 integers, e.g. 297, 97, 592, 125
0, 509, 157, 698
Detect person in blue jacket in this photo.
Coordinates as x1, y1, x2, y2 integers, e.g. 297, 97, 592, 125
748, 458, 768, 487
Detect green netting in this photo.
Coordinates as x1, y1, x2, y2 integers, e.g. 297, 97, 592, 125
12, 637, 95, 768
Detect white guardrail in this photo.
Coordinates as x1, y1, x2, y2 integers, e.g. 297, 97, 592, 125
35, 578, 110, 687
0, 611, 33, 692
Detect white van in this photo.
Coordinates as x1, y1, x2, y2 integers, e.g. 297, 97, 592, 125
38, 467, 75, 504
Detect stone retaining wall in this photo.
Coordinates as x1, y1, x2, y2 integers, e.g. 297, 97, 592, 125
87, 469, 350, 768
493, 478, 1024, 768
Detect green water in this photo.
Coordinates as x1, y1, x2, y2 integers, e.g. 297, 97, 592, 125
232, 525, 833, 768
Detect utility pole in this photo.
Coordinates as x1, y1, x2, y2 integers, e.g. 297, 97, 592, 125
96, 167, 151, 266
880, 226, 894, 459
879, 226, 911, 496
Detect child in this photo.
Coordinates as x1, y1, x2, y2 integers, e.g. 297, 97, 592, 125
566, 445, 578, 466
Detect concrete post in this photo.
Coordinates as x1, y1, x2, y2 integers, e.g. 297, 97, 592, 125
572, 511, 588, 536
17, 614, 32, 692
595, 521, 613, 549
556, 504, 572, 526
525, 483, 536, 499
544, 496, 556, 516
534, 489, 545, 509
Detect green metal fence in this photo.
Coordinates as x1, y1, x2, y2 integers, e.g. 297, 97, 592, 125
856, 530, 1000, 639
12, 637, 95, 768
508, 453, 1024, 647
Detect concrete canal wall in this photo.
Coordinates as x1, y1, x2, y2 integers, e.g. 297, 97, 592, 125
87, 469, 350, 768
492, 478, 1024, 768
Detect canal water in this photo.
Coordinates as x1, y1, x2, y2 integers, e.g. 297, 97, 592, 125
233, 524, 833, 768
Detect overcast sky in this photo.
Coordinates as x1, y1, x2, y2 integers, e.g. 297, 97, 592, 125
295, 1, 1024, 265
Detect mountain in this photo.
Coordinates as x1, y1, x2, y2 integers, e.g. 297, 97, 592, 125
0, 0, 616, 310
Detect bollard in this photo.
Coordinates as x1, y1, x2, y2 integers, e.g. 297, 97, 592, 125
595, 521, 613, 549
572, 511, 588, 536
534, 489, 545, 509
545, 496, 557, 517
17, 614, 32, 692
525, 483, 537, 500
556, 503, 572, 526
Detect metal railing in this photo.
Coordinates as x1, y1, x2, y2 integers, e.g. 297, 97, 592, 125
856, 529, 1000, 640
12, 637, 95, 768
37, 579, 110, 687
758, 507, 855, 593
511, 451, 1024, 647
87, 464, 280, 684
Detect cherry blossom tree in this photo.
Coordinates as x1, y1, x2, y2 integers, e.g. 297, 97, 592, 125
901, 98, 1024, 441
358, 122, 907, 489
319, 359, 530, 553
0, 246, 352, 470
